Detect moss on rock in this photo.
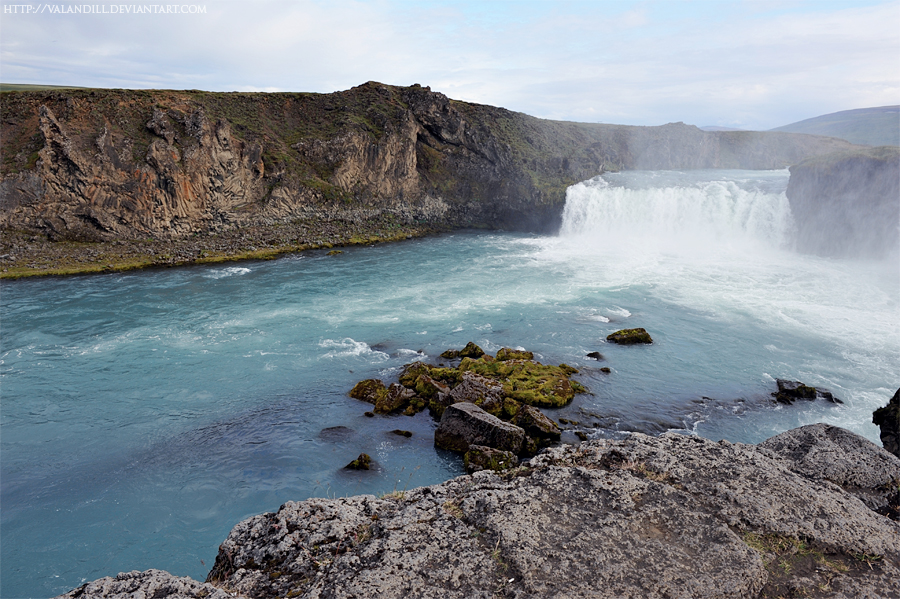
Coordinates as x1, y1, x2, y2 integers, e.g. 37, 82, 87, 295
496, 347, 534, 361
344, 453, 371, 470
349, 379, 388, 404
607, 328, 653, 345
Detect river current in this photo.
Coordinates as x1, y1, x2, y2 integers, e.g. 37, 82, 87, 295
2, 169, 898, 597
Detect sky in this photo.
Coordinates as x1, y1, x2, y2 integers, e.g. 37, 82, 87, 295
1, 0, 898, 130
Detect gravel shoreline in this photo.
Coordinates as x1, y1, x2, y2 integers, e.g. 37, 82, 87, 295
0, 216, 441, 279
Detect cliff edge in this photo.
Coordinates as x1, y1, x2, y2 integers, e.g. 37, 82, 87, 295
786, 146, 900, 259
3, 83, 859, 246
57, 424, 900, 599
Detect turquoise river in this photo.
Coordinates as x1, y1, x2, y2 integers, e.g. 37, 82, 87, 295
1, 169, 898, 598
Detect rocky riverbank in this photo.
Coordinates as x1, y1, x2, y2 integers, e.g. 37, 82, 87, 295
58, 423, 900, 599
0, 214, 436, 278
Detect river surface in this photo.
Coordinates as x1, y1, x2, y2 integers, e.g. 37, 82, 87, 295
2, 169, 898, 598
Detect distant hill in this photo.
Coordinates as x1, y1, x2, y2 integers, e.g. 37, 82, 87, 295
699, 126, 747, 132
770, 106, 899, 147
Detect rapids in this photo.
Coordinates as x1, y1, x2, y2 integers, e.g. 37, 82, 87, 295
1, 169, 897, 597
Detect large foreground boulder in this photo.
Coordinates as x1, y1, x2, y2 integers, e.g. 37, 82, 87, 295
57, 424, 900, 599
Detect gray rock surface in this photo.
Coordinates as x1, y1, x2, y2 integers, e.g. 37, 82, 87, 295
54, 569, 237, 599
434, 401, 525, 454
56, 425, 900, 599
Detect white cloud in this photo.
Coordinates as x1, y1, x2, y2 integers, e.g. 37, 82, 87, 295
1, 0, 897, 129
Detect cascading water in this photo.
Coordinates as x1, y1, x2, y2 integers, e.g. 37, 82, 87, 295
1, 169, 897, 598
560, 169, 794, 252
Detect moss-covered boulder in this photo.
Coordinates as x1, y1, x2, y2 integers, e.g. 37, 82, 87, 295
415, 374, 450, 399
440, 348, 460, 359
496, 347, 534, 361
873, 388, 900, 458
606, 328, 653, 345
344, 453, 371, 470
458, 356, 585, 408
374, 383, 416, 414
463, 445, 518, 474
349, 379, 388, 404
458, 341, 485, 359
399, 362, 431, 388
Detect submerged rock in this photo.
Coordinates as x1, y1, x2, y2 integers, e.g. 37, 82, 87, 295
873, 388, 900, 458
434, 402, 525, 455
586, 351, 604, 360
606, 327, 653, 345
463, 445, 518, 474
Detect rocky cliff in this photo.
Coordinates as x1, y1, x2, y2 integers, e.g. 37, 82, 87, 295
2, 82, 860, 248
57, 424, 900, 599
786, 146, 900, 259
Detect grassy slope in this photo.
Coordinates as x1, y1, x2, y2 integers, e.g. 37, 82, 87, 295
771, 106, 900, 147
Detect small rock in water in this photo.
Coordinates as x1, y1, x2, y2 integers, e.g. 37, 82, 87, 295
326, 249, 343, 255
772, 379, 842, 405
344, 453, 372, 470
606, 328, 653, 345
390, 429, 413, 438
317, 426, 356, 441
599, 367, 611, 374
364, 411, 375, 418
586, 351, 604, 360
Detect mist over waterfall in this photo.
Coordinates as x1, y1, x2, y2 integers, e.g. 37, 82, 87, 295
560, 170, 795, 253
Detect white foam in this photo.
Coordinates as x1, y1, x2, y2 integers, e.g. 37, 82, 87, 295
318, 338, 389, 361
203, 266, 251, 279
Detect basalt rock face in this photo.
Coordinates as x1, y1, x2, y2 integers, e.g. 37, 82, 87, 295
56, 424, 900, 599
786, 145, 900, 259
874, 388, 900, 459
2, 83, 860, 242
